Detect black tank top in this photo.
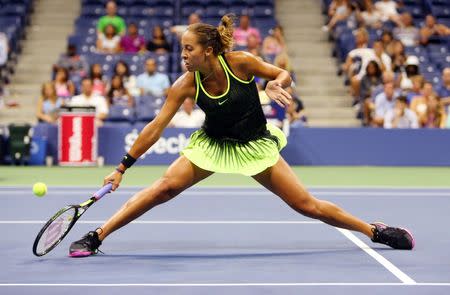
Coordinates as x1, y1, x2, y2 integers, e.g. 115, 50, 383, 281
194, 54, 268, 143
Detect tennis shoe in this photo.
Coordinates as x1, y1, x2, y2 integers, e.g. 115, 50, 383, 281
69, 231, 102, 257
371, 222, 415, 250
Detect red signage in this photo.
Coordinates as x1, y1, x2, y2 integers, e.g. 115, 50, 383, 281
58, 112, 97, 166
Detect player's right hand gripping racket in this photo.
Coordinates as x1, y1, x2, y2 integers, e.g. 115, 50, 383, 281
32, 183, 113, 257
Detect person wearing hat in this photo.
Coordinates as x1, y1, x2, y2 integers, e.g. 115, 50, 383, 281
397, 55, 420, 90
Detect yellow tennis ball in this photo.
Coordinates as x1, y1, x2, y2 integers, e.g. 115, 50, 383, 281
33, 182, 47, 197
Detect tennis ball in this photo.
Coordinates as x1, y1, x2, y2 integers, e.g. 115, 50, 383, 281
33, 182, 47, 197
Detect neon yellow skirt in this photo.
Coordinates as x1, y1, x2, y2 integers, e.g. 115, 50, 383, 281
181, 124, 287, 176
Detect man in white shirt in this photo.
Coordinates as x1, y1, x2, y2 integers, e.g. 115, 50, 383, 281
169, 97, 205, 128
70, 78, 109, 124
384, 96, 419, 129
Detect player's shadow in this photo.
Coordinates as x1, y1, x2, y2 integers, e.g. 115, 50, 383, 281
97, 248, 358, 260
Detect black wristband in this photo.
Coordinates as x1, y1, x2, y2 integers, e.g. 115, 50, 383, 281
120, 153, 137, 168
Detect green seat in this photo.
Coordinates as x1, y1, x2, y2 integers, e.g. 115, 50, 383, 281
8, 123, 32, 165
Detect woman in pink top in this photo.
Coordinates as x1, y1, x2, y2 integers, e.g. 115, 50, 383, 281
233, 15, 261, 47
53, 67, 75, 99
89, 63, 107, 96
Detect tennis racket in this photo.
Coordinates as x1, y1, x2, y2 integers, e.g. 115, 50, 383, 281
32, 183, 113, 257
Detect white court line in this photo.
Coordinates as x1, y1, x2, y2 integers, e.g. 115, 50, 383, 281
0, 283, 449, 287
337, 228, 416, 284
0, 220, 322, 224
1, 191, 450, 196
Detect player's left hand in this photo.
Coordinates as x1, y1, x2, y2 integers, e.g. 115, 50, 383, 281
265, 81, 292, 107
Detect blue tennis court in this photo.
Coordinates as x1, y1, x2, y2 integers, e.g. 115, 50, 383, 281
1, 186, 449, 295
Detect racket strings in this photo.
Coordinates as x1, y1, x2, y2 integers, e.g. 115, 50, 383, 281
35, 208, 76, 255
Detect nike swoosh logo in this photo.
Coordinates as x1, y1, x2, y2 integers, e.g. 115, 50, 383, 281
218, 99, 228, 105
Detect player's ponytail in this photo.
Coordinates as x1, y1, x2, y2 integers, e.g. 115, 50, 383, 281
217, 14, 234, 53
188, 14, 235, 55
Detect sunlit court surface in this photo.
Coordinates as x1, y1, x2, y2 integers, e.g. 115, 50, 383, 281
1, 183, 450, 295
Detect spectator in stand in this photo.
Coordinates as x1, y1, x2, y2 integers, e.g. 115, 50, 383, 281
322, 0, 351, 32
383, 96, 418, 129
97, 0, 126, 36
374, 0, 402, 26
136, 58, 170, 97
393, 12, 419, 47
171, 13, 201, 39
0, 32, 7, 68
113, 60, 139, 97
363, 70, 395, 125
422, 94, 446, 128
349, 40, 391, 99
390, 40, 406, 73
169, 97, 205, 128
89, 63, 107, 96
120, 23, 145, 53
55, 44, 88, 78
262, 25, 286, 57
97, 24, 121, 54
372, 81, 399, 127
410, 81, 436, 124
380, 30, 395, 56
53, 67, 75, 100
359, 61, 383, 104
405, 75, 425, 103
233, 15, 261, 47
36, 82, 64, 124
356, 0, 382, 29
246, 33, 263, 60
341, 28, 369, 77
286, 96, 307, 128
420, 15, 450, 46
146, 25, 171, 54
397, 55, 420, 91
106, 74, 133, 107
70, 78, 109, 125
436, 67, 450, 108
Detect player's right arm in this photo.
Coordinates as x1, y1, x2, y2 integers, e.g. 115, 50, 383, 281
104, 72, 196, 189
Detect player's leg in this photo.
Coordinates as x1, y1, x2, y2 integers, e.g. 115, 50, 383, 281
98, 156, 213, 240
252, 157, 414, 249
69, 156, 213, 256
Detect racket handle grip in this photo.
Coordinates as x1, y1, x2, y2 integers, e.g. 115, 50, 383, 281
93, 183, 113, 200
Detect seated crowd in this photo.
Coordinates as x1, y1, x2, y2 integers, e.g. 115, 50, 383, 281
323, 0, 450, 128
36, 0, 307, 129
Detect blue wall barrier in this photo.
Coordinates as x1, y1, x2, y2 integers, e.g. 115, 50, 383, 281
30, 123, 450, 167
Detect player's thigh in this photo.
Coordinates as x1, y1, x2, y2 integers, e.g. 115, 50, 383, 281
252, 156, 315, 207
162, 155, 214, 194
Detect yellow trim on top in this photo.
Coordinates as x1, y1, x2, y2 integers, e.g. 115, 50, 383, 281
198, 58, 230, 99
218, 55, 255, 84
194, 71, 200, 103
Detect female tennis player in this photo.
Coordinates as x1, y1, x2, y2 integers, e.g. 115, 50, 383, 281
69, 15, 414, 257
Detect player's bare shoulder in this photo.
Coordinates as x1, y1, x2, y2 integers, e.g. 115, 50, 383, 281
224, 51, 256, 80
168, 71, 196, 100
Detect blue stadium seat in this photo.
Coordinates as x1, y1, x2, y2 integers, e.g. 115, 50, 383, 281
135, 100, 159, 121
107, 105, 136, 122
169, 72, 183, 83
229, 5, 252, 16
181, 5, 204, 17
422, 72, 442, 85
80, 4, 105, 17
250, 5, 274, 17
81, 0, 107, 5
205, 5, 228, 18
431, 5, 450, 18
